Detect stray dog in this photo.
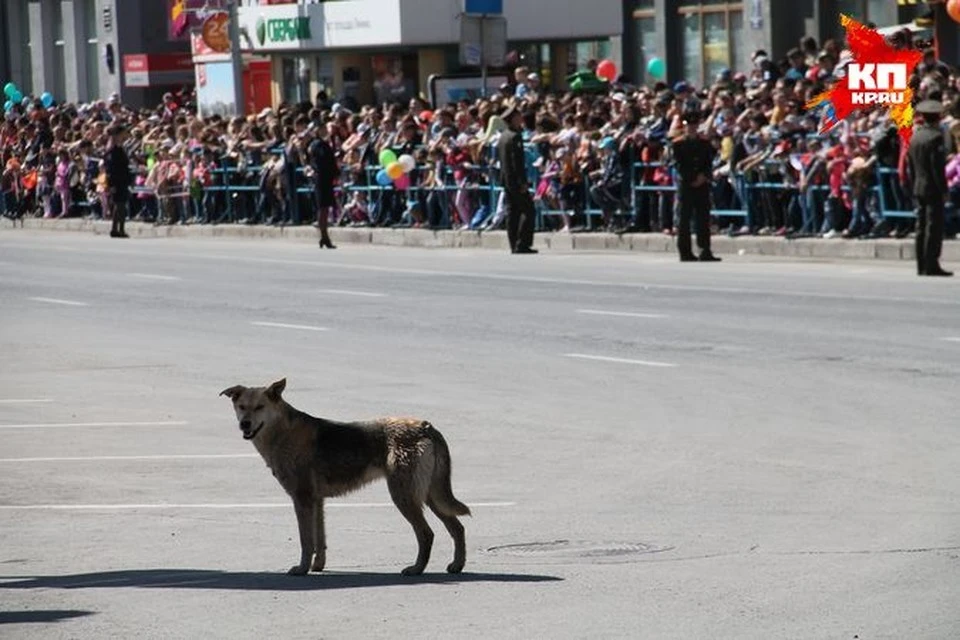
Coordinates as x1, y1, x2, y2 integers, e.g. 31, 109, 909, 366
220, 379, 471, 576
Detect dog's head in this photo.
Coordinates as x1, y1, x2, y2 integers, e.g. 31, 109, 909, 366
219, 378, 287, 441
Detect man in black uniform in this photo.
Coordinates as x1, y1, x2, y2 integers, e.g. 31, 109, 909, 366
104, 124, 132, 239
669, 110, 720, 262
497, 105, 536, 254
307, 123, 337, 249
906, 100, 951, 277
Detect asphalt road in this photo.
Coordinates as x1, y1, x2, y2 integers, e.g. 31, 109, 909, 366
1, 231, 959, 640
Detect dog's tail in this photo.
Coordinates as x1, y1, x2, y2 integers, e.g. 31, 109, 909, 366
425, 422, 471, 517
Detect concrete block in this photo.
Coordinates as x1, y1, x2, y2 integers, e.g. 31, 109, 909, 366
810, 239, 876, 259
370, 228, 405, 246
874, 240, 904, 260
940, 241, 959, 263
457, 231, 481, 248
543, 232, 573, 251
573, 234, 608, 251
480, 231, 510, 250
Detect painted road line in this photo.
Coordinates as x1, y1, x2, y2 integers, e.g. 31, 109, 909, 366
0, 454, 258, 463
28, 297, 89, 307
577, 309, 668, 319
0, 421, 189, 429
318, 289, 387, 298
0, 399, 54, 404
251, 321, 329, 332
0, 501, 517, 511
564, 353, 678, 368
942, 337, 960, 343
130, 273, 182, 281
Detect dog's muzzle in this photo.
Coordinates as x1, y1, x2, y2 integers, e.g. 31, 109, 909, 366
241, 422, 263, 440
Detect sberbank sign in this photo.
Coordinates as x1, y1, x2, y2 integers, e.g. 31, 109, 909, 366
255, 16, 311, 46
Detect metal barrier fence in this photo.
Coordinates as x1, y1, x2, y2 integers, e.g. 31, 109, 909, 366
31, 144, 948, 232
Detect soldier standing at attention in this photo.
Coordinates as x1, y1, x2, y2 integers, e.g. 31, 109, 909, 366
105, 124, 132, 239
497, 105, 537, 254
907, 100, 951, 277
670, 110, 721, 262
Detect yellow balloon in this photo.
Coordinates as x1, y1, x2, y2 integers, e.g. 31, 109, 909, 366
386, 162, 404, 180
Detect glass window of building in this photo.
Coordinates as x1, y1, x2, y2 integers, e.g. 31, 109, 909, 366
633, 1, 656, 85
679, 2, 743, 87
83, 0, 99, 101
51, 0, 66, 101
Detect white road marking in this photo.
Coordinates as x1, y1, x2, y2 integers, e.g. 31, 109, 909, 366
9, 243, 960, 307
564, 353, 678, 368
0, 454, 257, 463
0, 421, 188, 429
28, 297, 89, 307
318, 288, 387, 298
251, 321, 329, 332
130, 273, 182, 281
577, 309, 668, 319
0, 399, 53, 404
942, 337, 960, 343
0, 501, 517, 511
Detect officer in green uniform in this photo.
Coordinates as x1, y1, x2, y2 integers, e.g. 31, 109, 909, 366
497, 105, 537, 254
906, 99, 951, 277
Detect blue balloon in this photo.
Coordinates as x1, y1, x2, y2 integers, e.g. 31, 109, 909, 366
10, 90, 22, 104
41, 91, 53, 108
376, 169, 392, 186
3, 100, 12, 113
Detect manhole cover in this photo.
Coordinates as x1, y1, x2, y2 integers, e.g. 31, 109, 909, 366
484, 540, 673, 561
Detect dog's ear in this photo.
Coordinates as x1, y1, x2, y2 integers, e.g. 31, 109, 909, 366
219, 385, 245, 401
266, 378, 286, 401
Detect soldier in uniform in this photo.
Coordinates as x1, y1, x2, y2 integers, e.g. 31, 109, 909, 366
669, 109, 721, 262
906, 100, 951, 277
497, 105, 537, 254
104, 124, 132, 239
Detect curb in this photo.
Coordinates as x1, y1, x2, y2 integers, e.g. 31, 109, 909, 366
6, 218, 957, 262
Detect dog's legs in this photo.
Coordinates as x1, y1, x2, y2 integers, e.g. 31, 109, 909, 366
287, 498, 313, 576
388, 480, 434, 576
428, 498, 466, 574
311, 498, 326, 573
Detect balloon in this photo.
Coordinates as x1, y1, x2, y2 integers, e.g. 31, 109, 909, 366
393, 174, 410, 190
40, 92, 53, 108
419, 110, 433, 122
596, 59, 617, 82
3, 82, 15, 98
948, 0, 960, 23
20, 97, 29, 107
376, 169, 392, 186
3, 100, 11, 113
398, 154, 416, 174
10, 90, 22, 104
379, 149, 397, 168
646, 57, 666, 80
386, 161, 404, 181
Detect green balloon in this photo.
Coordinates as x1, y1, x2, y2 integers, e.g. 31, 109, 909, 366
379, 149, 397, 168
3, 82, 16, 98
646, 57, 666, 80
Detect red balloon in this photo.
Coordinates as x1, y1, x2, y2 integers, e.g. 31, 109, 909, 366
419, 110, 433, 122
597, 60, 617, 82
947, 0, 960, 24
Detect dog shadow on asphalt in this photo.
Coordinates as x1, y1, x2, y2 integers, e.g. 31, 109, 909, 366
0, 569, 563, 591
0, 609, 95, 625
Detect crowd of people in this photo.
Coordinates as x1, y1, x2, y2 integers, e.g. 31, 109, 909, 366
1, 29, 959, 246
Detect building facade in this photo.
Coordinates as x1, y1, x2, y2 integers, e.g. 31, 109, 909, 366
0, 0, 194, 107
233, 0, 622, 108
621, 0, 958, 88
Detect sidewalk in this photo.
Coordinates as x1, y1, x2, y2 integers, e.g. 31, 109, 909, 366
7, 217, 957, 262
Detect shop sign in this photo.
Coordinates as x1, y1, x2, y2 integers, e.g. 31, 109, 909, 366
202, 12, 231, 53
256, 16, 312, 46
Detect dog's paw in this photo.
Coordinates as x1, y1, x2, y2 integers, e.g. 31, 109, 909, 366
287, 564, 309, 576
446, 561, 464, 574
401, 564, 425, 577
